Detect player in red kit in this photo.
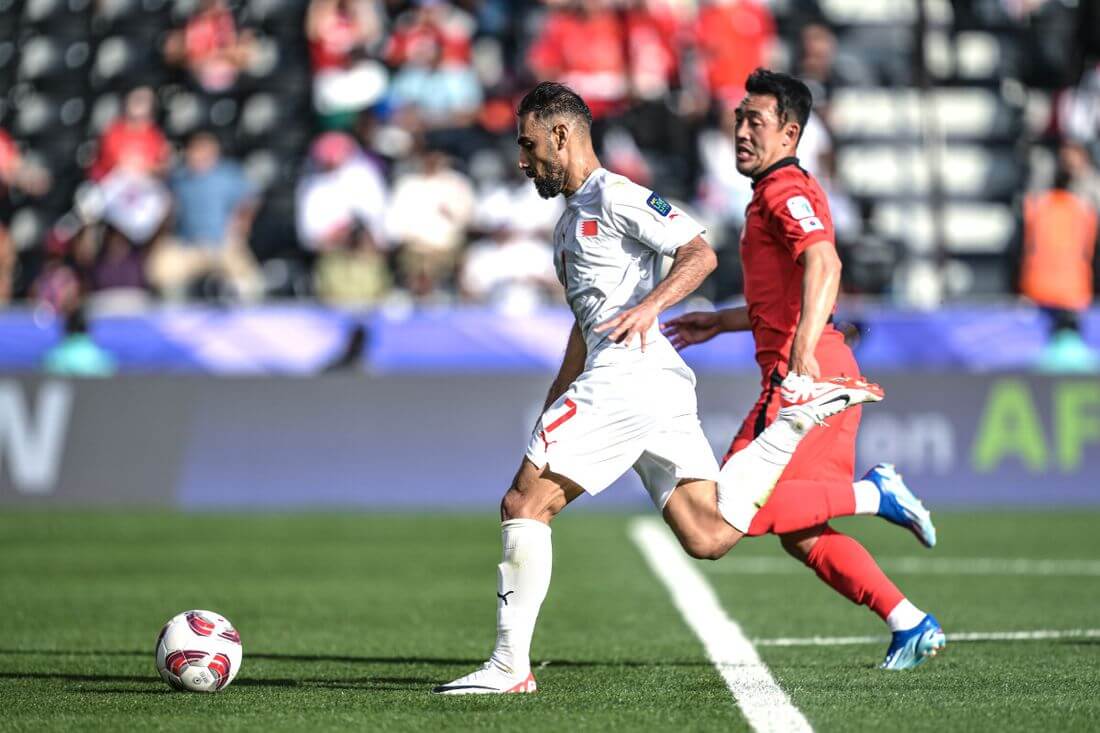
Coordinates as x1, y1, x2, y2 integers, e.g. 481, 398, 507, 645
664, 69, 946, 670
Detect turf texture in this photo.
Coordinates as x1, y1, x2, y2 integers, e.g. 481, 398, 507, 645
1, 511, 1097, 732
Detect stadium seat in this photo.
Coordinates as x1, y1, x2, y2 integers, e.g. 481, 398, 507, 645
837, 144, 1022, 199
92, 35, 168, 90
819, 0, 952, 27
93, 0, 171, 36
243, 148, 279, 191
7, 206, 47, 253
874, 201, 1016, 254
17, 37, 92, 88
88, 92, 122, 135
13, 92, 86, 140
830, 88, 1022, 142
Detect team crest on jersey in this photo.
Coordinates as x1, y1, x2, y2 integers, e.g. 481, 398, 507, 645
578, 219, 599, 237
646, 192, 672, 216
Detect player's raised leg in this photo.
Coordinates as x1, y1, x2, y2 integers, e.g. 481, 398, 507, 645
716, 374, 884, 533
780, 525, 946, 670
662, 373, 884, 558
432, 460, 583, 695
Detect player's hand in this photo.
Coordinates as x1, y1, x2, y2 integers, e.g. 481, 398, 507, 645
787, 351, 820, 380
661, 311, 721, 350
595, 301, 661, 351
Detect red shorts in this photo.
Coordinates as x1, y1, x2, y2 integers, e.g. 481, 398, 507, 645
725, 340, 862, 534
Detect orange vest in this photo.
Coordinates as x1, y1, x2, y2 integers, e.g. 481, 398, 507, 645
1021, 190, 1097, 311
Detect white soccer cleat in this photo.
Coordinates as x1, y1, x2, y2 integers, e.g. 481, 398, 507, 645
431, 663, 537, 695
778, 373, 884, 429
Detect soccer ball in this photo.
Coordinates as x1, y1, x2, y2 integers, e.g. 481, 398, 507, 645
155, 610, 243, 692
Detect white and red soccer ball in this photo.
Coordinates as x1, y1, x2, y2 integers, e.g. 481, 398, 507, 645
155, 610, 243, 692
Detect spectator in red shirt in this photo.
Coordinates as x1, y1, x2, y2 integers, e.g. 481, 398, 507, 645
527, 0, 629, 119
386, 0, 475, 69
164, 0, 256, 94
306, 0, 388, 123
88, 86, 171, 182
623, 0, 683, 101
691, 0, 775, 106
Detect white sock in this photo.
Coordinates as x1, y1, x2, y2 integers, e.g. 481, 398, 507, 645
886, 599, 926, 632
853, 480, 881, 515
488, 518, 552, 677
717, 411, 810, 532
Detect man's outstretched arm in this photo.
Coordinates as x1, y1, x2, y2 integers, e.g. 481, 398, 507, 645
594, 236, 717, 350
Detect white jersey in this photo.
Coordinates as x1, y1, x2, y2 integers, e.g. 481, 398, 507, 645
552, 168, 706, 370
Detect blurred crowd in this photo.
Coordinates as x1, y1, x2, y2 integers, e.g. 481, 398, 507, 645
1, 0, 1099, 324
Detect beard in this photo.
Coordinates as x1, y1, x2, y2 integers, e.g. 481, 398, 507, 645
532, 156, 566, 199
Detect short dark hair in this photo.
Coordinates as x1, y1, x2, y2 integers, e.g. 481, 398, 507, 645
745, 68, 813, 139
517, 81, 593, 130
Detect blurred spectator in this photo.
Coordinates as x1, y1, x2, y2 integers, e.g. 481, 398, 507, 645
164, 0, 257, 94
386, 150, 474, 299
297, 132, 391, 303
527, 0, 629, 119
796, 23, 874, 107
1057, 65, 1100, 153
1019, 159, 1099, 370
623, 0, 683, 101
74, 151, 171, 293
386, 0, 475, 68
473, 151, 563, 239
460, 214, 559, 314
1058, 139, 1100, 212
88, 87, 171, 182
690, 0, 775, 106
0, 129, 51, 304
307, 0, 389, 125
147, 131, 261, 301
388, 23, 483, 150
43, 307, 117, 377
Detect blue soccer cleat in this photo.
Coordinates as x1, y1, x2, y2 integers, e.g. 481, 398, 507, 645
880, 614, 946, 670
862, 463, 937, 548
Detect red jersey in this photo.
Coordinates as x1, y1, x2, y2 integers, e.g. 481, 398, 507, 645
741, 157, 844, 374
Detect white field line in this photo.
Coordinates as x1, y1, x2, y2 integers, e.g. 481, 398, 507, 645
629, 518, 812, 733
753, 628, 1100, 647
706, 556, 1100, 577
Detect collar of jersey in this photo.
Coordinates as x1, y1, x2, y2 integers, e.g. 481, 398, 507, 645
751, 156, 801, 188
565, 167, 606, 209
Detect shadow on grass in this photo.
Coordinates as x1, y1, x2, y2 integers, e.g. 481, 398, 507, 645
0, 671, 436, 692
0, 648, 710, 669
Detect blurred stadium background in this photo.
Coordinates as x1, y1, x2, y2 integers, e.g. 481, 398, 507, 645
0, 0, 1097, 507
2, 1, 1099, 728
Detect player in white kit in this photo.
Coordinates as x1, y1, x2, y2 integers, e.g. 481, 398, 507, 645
433, 83, 883, 695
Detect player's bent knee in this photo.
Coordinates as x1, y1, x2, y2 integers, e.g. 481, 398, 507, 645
500, 483, 565, 523
779, 527, 821, 561
678, 532, 726, 561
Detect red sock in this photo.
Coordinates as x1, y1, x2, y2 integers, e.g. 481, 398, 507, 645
802, 527, 904, 621
747, 479, 856, 536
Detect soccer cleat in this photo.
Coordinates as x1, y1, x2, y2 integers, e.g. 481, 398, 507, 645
777, 374, 885, 429
880, 614, 946, 670
863, 463, 937, 548
431, 663, 537, 695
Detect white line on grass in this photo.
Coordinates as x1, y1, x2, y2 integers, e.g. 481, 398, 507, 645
705, 556, 1100, 577
630, 518, 813, 733
753, 628, 1100, 647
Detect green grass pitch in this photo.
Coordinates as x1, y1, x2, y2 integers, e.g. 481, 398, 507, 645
1, 510, 1098, 731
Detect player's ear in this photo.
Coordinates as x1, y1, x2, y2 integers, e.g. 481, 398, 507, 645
552, 122, 569, 150
784, 121, 801, 150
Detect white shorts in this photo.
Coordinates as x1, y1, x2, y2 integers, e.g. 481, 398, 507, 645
525, 365, 719, 508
